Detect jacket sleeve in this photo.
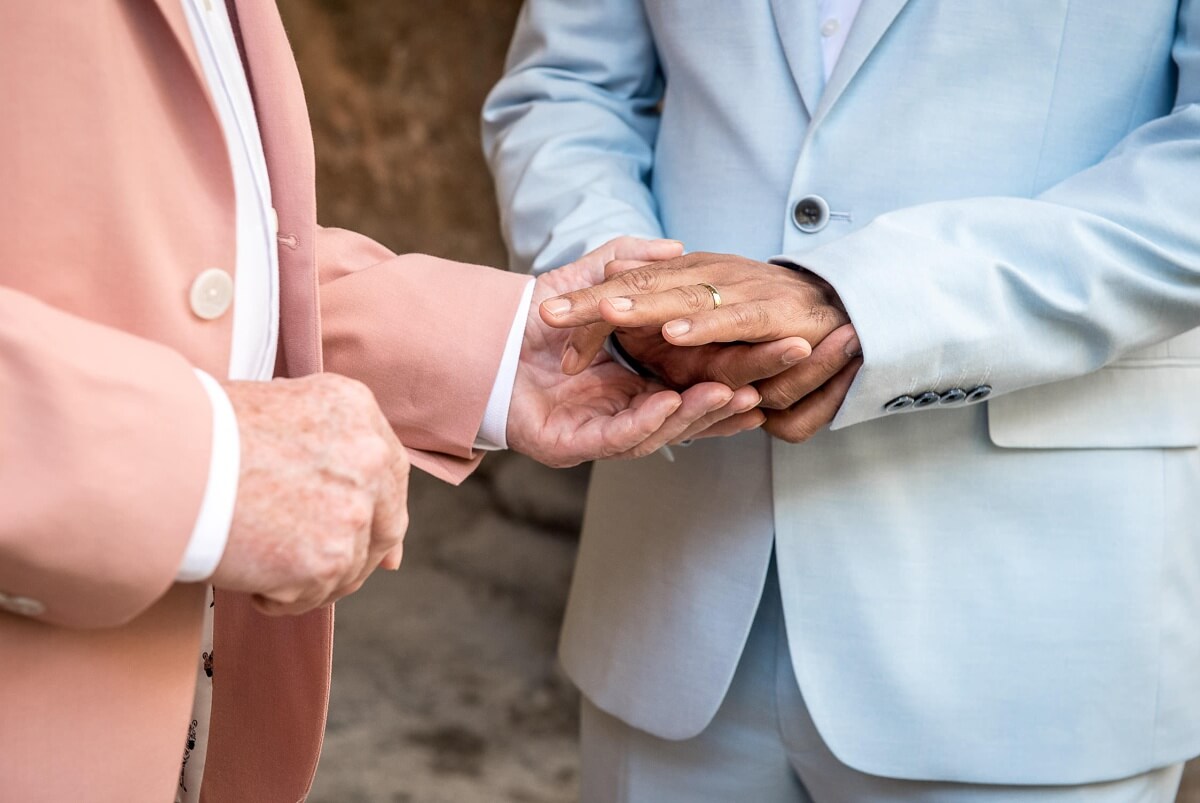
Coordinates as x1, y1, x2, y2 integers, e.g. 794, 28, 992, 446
316, 227, 530, 485
0, 288, 213, 629
790, 0, 1200, 429
481, 0, 665, 274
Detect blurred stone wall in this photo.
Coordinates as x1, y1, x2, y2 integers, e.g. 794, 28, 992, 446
279, 1, 1200, 800
282, 0, 521, 268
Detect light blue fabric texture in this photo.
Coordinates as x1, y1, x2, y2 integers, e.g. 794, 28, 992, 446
483, 0, 1200, 785
580, 565, 1186, 802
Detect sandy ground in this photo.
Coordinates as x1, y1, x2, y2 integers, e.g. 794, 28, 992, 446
308, 455, 586, 803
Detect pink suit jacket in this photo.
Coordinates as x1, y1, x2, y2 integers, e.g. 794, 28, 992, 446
0, 2, 529, 801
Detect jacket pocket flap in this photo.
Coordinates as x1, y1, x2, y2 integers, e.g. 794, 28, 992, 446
987, 362, 1200, 449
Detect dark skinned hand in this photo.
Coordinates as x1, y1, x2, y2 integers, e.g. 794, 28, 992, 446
540, 252, 864, 444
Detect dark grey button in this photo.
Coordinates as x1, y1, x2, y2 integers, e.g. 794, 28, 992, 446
965, 385, 993, 403
939, 388, 967, 405
913, 391, 941, 409
792, 195, 831, 233
884, 395, 914, 413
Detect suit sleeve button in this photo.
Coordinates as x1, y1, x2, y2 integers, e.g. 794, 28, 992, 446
913, 391, 941, 408
939, 388, 967, 405
966, 385, 993, 403
884, 395, 915, 412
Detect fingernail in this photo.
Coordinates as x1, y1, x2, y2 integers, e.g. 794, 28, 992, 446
784, 346, 809, 364
543, 298, 571, 317
608, 297, 634, 312
844, 335, 862, 359
664, 319, 692, 338
736, 392, 761, 413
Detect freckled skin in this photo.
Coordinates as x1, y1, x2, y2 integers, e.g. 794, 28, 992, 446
213, 373, 409, 616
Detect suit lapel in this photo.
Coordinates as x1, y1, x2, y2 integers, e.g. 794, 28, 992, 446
767, 0, 825, 119
225, 0, 323, 378
203, 3, 330, 801
812, 0, 912, 126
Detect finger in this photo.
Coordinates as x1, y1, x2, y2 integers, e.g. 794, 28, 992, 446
611, 382, 736, 459
567, 389, 684, 463
653, 300, 802, 346
380, 544, 404, 572
598, 282, 729, 329
755, 324, 859, 410
763, 358, 863, 444
540, 257, 698, 327
252, 591, 324, 618
606, 238, 685, 262
679, 409, 767, 443
370, 428, 410, 563
562, 321, 615, 375
603, 258, 652, 279
667, 385, 762, 444
701, 337, 812, 387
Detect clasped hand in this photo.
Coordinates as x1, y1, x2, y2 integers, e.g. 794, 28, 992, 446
540, 251, 863, 444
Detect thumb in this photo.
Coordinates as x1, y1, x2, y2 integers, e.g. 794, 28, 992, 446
608, 237, 685, 262
380, 544, 404, 571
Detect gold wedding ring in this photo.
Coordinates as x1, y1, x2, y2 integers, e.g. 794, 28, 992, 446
698, 282, 722, 310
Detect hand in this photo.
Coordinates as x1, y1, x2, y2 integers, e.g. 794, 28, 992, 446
507, 239, 802, 466
212, 373, 409, 616
540, 252, 862, 443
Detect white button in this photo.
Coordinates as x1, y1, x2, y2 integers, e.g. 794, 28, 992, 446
189, 268, 235, 321
0, 592, 46, 617
269, 207, 279, 234
821, 18, 840, 37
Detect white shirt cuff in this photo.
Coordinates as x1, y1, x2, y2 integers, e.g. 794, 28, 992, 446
475, 278, 536, 451
177, 369, 241, 582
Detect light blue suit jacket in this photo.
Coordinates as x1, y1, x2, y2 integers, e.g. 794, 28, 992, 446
484, 0, 1200, 784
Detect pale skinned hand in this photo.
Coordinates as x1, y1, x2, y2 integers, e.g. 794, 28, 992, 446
508, 238, 811, 464
212, 373, 409, 616
539, 252, 863, 443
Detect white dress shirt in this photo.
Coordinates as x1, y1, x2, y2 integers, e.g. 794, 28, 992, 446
818, 0, 864, 82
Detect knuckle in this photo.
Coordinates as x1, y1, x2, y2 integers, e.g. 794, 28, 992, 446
765, 414, 817, 444
622, 270, 659, 294
680, 285, 710, 312
319, 545, 357, 585
707, 362, 735, 387
345, 499, 373, 535
357, 435, 392, 476
758, 388, 790, 410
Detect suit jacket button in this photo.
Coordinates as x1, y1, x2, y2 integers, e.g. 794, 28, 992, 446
913, 391, 941, 408
0, 593, 46, 617
884, 395, 914, 412
189, 268, 235, 321
792, 195, 831, 233
939, 388, 967, 405
966, 385, 993, 403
